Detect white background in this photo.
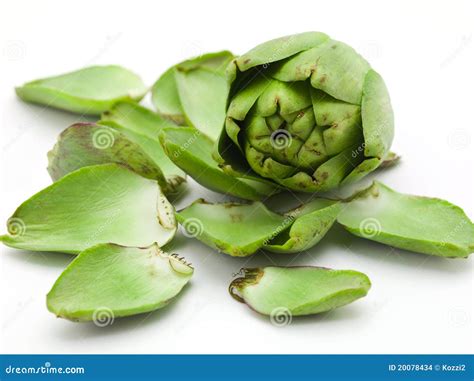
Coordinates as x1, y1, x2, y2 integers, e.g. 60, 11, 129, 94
1, 0, 473, 354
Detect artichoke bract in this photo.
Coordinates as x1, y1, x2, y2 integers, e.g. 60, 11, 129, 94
216, 32, 394, 192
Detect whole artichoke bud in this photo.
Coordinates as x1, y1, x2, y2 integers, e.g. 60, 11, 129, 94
216, 32, 394, 192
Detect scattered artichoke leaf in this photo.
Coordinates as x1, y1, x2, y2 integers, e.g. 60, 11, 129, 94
100, 100, 177, 140
229, 267, 371, 317
16, 66, 147, 115
265, 199, 342, 253
337, 181, 474, 258
47, 243, 193, 322
47, 123, 173, 193
100, 101, 187, 192
176, 199, 292, 257
152, 51, 234, 140
0, 164, 176, 254
159, 126, 279, 200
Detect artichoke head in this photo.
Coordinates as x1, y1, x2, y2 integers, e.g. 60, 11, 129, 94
217, 32, 394, 192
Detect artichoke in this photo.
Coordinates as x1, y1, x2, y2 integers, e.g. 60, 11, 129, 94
215, 32, 394, 192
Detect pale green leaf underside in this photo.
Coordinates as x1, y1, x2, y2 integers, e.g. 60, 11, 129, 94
47, 243, 193, 321
16, 65, 147, 115
230, 267, 371, 316
338, 182, 474, 258
1, 164, 176, 253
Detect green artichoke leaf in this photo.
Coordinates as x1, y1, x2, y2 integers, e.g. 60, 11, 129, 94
232, 32, 329, 73
100, 101, 186, 192
47, 243, 193, 322
0, 164, 176, 254
15, 66, 147, 115
159, 126, 279, 200
338, 181, 474, 258
219, 32, 395, 193
175, 197, 341, 256
176, 199, 293, 257
265, 199, 342, 253
229, 267, 371, 317
47, 123, 177, 194
150, 66, 185, 125
152, 51, 234, 140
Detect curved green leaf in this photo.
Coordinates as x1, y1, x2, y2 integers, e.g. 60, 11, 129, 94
338, 182, 474, 258
176, 199, 291, 257
159, 126, 278, 200
1, 164, 176, 253
16, 66, 147, 115
265, 200, 341, 253
47, 123, 172, 193
152, 51, 234, 139
47, 243, 193, 322
229, 267, 371, 316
